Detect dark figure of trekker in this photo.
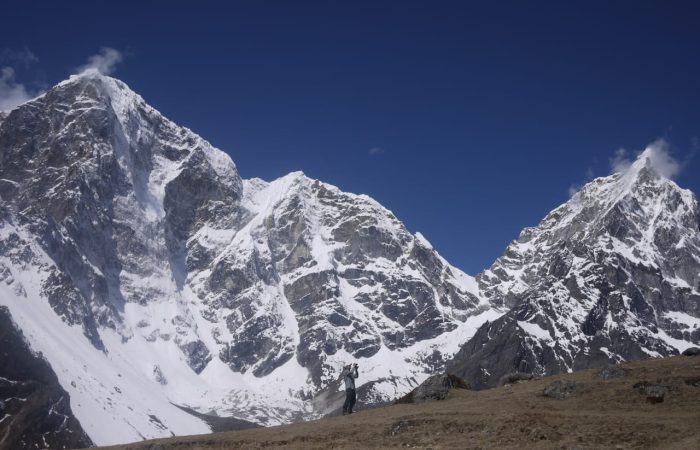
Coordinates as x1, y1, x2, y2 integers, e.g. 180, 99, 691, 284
342, 363, 359, 415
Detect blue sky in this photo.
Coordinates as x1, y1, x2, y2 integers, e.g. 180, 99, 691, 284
2, 1, 699, 274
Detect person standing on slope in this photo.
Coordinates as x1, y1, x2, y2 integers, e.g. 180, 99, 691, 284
342, 363, 359, 415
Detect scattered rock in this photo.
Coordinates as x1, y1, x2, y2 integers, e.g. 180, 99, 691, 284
390, 419, 417, 436
394, 373, 470, 404
681, 347, 700, 356
633, 381, 668, 403
684, 377, 700, 388
148, 414, 167, 430
153, 365, 168, 385
144, 445, 166, 450
528, 426, 561, 441
498, 372, 534, 386
543, 380, 577, 399
599, 365, 626, 380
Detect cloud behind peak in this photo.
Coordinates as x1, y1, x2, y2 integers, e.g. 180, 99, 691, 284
610, 139, 683, 180
76, 47, 124, 76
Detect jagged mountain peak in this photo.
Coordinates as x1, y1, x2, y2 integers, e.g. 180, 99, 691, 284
55, 70, 134, 97
452, 145, 700, 389
0, 72, 242, 220
32, 71, 145, 129
572, 145, 694, 216
4, 72, 240, 181
511, 146, 697, 252
51, 70, 156, 112
479, 159, 699, 304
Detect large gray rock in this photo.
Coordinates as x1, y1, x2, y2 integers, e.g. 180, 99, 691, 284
395, 373, 470, 404
599, 365, 626, 380
634, 381, 668, 403
498, 372, 534, 386
543, 380, 577, 399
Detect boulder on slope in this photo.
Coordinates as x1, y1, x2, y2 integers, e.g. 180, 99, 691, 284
681, 347, 700, 356
395, 373, 471, 404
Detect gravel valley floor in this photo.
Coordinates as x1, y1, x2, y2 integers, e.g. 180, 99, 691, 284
99, 355, 700, 450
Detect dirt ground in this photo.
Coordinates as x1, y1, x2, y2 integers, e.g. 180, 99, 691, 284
99, 355, 700, 450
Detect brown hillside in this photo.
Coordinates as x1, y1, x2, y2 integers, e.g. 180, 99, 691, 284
99, 355, 700, 450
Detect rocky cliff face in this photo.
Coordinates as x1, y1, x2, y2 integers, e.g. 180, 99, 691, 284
0, 72, 495, 446
448, 149, 700, 388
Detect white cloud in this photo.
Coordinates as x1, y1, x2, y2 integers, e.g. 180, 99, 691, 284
76, 47, 124, 76
369, 147, 385, 155
609, 148, 631, 174
0, 46, 127, 112
571, 139, 686, 197
0, 67, 36, 112
642, 139, 682, 178
0, 47, 43, 112
610, 139, 682, 179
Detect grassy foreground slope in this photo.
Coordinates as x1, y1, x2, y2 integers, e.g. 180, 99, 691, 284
100, 355, 700, 450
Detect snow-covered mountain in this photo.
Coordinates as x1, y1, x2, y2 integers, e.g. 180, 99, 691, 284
2, 71, 699, 448
448, 147, 700, 387
0, 72, 499, 446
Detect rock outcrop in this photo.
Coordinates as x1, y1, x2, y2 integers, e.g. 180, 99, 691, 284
395, 373, 470, 404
